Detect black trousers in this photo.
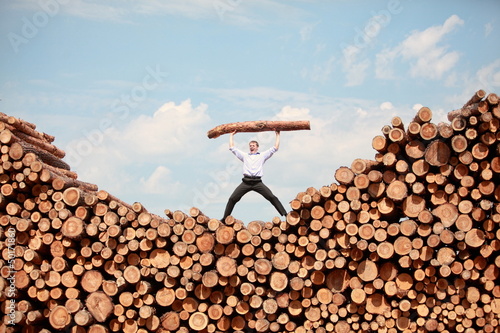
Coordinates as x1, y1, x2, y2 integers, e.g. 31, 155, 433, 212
223, 177, 287, 219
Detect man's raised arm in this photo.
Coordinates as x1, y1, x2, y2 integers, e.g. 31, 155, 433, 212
274, 131, 280, 150
229, 131, 236, 149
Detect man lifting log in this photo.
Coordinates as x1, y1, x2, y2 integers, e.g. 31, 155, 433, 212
221, 131, 287, 221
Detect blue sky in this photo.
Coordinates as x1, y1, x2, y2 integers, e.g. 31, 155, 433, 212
1, 0, 499, 222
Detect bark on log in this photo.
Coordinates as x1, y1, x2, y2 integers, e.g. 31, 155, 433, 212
3, 126, 65, 158
0, 113, 55, 142
19, 140, 70, 169
463, 89, 486, 108
207, 120, 310, 139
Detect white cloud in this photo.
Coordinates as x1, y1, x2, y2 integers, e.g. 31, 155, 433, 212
106, 99, 210, 157
412, 103, 424, 112
375, 15, 464, 80
380, 102, 394, 111
477, 59, 500, 91
409, 47, 460, 79
400, 15, 463, 58
273, 105, 312, 121
140, 165, 175, 194
356, 108, 368, 118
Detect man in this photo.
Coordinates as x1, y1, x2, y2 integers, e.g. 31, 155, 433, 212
222, 130, 288, 221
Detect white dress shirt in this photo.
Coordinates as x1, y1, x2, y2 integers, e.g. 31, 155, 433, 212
230, 146, 277, 177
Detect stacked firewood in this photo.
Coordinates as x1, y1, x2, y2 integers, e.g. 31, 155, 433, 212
0, 90, 499, 333
286, 90, 500, 333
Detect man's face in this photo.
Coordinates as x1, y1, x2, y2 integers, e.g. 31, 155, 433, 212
249, 142, 258, 153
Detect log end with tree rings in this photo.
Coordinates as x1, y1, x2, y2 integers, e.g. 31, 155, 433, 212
388, 127, 406, 143
415, 106, 433, 123
377, 241, 394, 259
351, 158, 376, 174
196, 232, 215, 252
425, 140, 451, 166
123, 265, 141, 284
372, 135, 387, 152
254, 258, 273, 275
432, 203, 459, 228
215, 225, 235, 244
48, 306, 72, 330
335, 166, 355, 185
85, 292, 113, 323
188, 312, 209, 331
325, 269, 350, 292
356, 259, 378, 282
365, 294, 391, 315
81, 270, 103, 293
269, 271, 288, 291
419, 122, 438, 140
402, 194, 426, 218
386, 180, 408, 202
61, 216, 85, 239
464, 228, 485, 248
160, 312, 180, 331
451, 134, 468, 152
216, 256, 237, 277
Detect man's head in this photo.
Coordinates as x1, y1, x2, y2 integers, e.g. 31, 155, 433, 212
249, 140, 259, 153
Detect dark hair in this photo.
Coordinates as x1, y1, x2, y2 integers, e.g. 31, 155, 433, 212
249, 140, 259, 147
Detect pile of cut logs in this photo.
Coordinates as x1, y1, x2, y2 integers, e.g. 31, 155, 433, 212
0, 90, 499, 333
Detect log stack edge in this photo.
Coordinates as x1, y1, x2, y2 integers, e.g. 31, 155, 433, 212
0, 90, 499, 333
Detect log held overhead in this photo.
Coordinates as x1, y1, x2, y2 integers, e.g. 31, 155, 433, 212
207, 120, 311, 139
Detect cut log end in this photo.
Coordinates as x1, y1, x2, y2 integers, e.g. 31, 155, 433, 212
49, 306, 71, 330
61, 216, 85, 239
86, 292, 114, 322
